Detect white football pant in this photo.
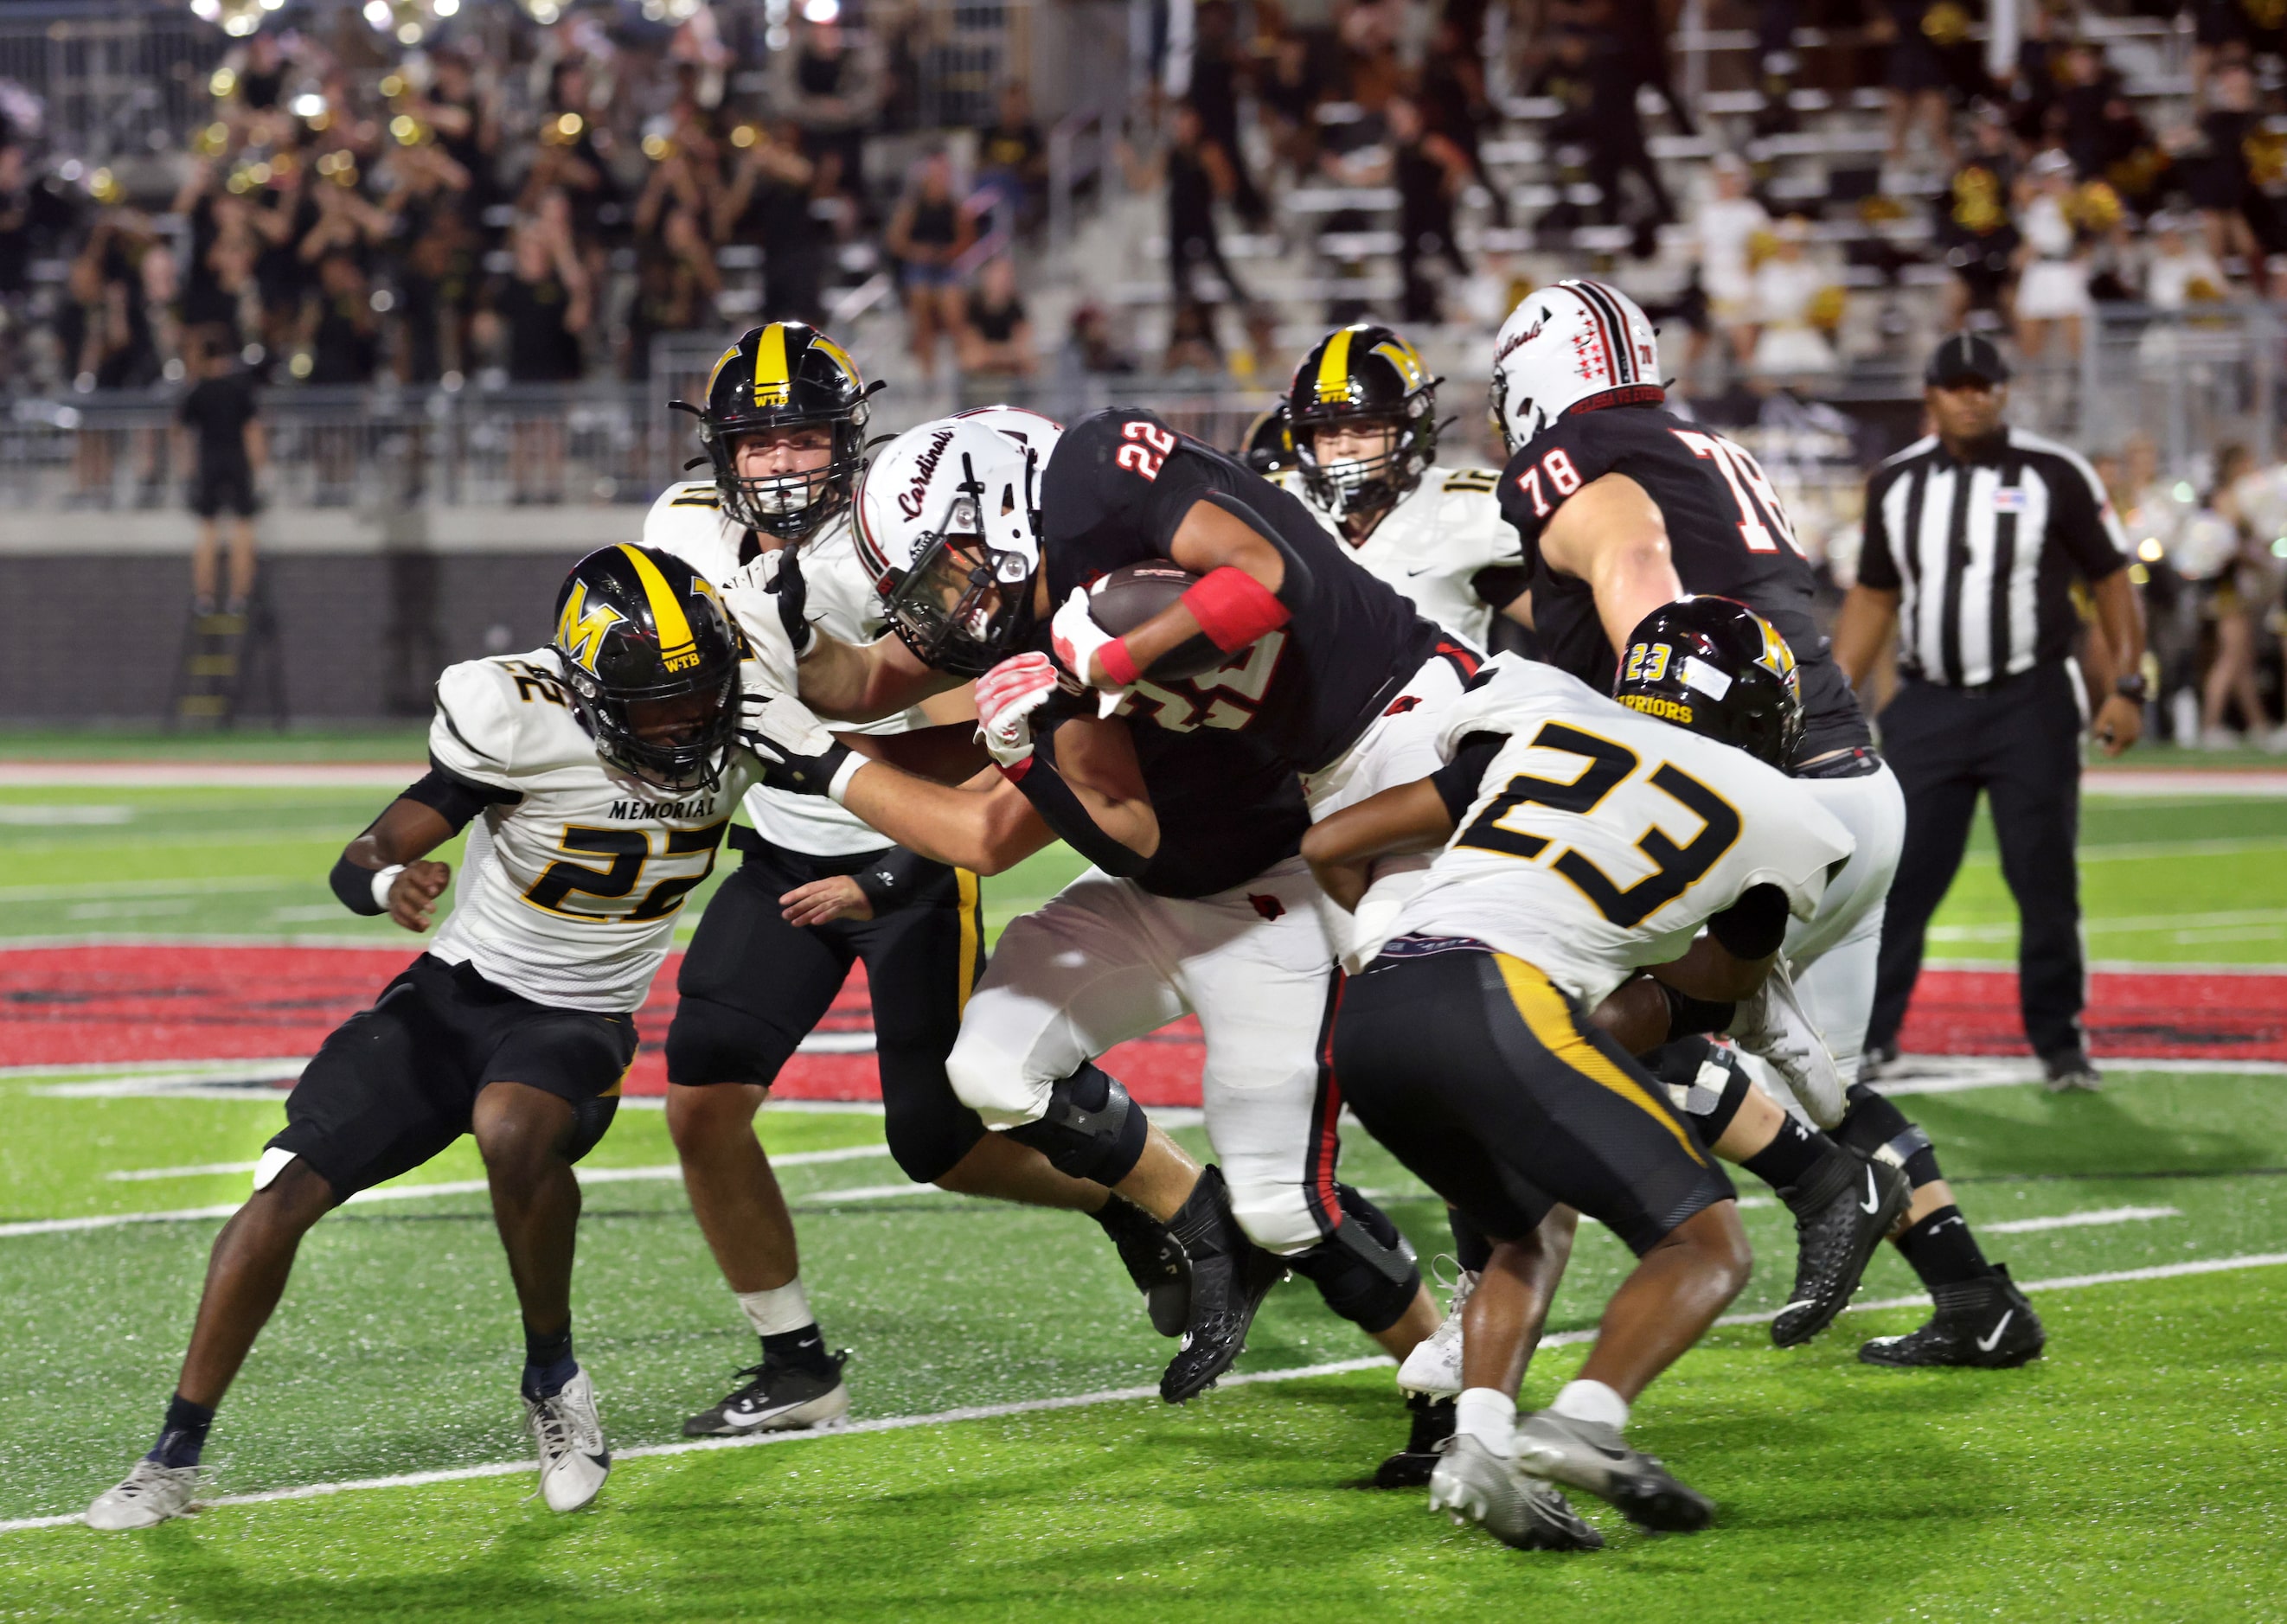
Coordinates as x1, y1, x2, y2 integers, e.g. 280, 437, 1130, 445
944, 857, 1345, 1255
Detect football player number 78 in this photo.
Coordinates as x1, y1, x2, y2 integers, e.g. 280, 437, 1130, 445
1509, 432, 1803, 559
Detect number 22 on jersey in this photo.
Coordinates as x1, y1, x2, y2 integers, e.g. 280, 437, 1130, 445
1455, 721, 1742, 927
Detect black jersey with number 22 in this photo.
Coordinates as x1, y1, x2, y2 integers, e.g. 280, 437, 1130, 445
1041, 407, 1442, 775
1496, 403, 1871, 762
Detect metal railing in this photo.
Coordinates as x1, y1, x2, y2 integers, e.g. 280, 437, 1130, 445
0, 10, 220, 162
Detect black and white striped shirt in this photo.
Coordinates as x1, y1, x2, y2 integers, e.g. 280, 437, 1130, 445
1860, 428, 2128, 688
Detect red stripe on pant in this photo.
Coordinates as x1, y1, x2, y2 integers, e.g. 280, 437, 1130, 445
1303, 969, 1348, 1235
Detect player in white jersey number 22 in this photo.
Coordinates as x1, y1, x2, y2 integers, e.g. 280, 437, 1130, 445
87, 545, 823, 1531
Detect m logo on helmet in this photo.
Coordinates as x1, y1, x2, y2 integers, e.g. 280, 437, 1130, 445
555, 581, 625, 675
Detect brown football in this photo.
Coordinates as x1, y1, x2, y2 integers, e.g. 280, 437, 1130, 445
1084, 563, 1226, 681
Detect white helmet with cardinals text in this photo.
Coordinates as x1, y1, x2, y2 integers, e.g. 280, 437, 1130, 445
851, 416, 1044, 675
1489, 279, 1664, 454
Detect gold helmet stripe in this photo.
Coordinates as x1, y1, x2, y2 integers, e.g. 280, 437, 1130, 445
1370, 336, 1424, 389
810, 331, 860, 387
1314, 325, 1360, 404
703, 342, 741, 402
616, 545, 701, 672
752, 323, 792, 408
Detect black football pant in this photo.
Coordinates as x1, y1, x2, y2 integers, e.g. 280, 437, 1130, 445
1867, 662, 2087, 1062
666, 832, 990, 1184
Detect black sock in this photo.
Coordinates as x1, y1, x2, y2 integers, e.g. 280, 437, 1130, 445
1740, 1114, 1829, 1192
522, 1320, 577, 1400
1894, 1205, 1997, 1291
762, 1323, 835, 1378
148, 1393, 215, 1470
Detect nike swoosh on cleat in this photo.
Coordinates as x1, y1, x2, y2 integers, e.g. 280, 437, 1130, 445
1780, 1300, 1818, 1315
1976, 1310, 2015, 1352
1860, 1169, 1881, 1215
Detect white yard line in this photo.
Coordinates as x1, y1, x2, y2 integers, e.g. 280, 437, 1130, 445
99, 1145, 894, 1186
105, 1161, 264, 1182
2082, 770, 2287, 798
1931, 908, 2287, 943
1982, 1205, 2181, 1234
6, 1250, 2283, 1536
0, 764, 424, 788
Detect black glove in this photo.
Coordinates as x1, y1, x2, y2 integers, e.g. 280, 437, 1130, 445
766, 547, 814, 657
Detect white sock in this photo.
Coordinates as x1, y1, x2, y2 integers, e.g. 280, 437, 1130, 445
735, 1279, 813, 1339
1551, 1378, 1630, 1432
1454, 1387, 1517, 1458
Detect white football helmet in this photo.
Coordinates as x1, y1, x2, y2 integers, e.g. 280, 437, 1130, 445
951, 402, 1066, 465
1488, 279, 1665, 454
851, 415, 1045, 675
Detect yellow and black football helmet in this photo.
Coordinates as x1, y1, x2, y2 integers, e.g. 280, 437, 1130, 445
1237, 403, 1294, 475
671, 322, 883, 543
1284, 323, 1439, 519
552, 544, 743, 792
1614, 596, 1803, 769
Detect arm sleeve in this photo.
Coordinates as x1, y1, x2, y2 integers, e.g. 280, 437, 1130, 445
405, 758, 522, 830
1857, 471, 1903, 591
1003, 753, 1151, 879
1705, 881, 1791, 961
2047, 451, 2130, 582
1429, 732, 1508, 822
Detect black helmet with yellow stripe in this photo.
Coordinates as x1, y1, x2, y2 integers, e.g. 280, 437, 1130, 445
1284, 323, 1438, 519
671, 322, 881, 543
552, 544, 743, 792
1237, 403, 1294, 475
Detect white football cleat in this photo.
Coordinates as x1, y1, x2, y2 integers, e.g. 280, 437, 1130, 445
1429, 1434, 1605, 1551
86, 1460, 201, 1531
525, 1367, 610, 1513
1396, 1259, 1477, 1398
1728, 957, 1847, 1128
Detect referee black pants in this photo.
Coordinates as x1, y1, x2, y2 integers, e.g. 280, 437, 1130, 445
1867, 662, 2087, 1062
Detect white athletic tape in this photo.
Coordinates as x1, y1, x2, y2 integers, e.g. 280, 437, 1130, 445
4, 1252, 2284, 1536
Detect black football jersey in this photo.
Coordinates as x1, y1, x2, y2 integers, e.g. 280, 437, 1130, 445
1041, 407, 1443, 775
1026, 686, 1310, 898
1496, 404, 1871, 763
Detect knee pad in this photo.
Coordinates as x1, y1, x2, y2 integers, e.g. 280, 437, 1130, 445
878, 1049, 987, 1186
663, 995, 795, 1090
1286, 1183, 1422, 1335
1643, 1038, 1752, 1142
1001, 1063, 1148, 1186
1835, 1082, 1939, 1187
566, 1096, 619, 1166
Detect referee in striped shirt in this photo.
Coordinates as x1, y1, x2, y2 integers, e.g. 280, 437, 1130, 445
1833, 334, 2148, 1092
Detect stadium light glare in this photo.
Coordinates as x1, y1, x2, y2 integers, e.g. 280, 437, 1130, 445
292, 93, 325, 118
190, 0, 222, 19
363, 0, 393, 28
436, 0, 460, 14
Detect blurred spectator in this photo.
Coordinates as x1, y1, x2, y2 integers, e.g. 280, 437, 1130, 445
1164, 299, 1223, 375
1187, 1, 1269, 227
1064, 302, 1137, 377
2015, 150, 2092, 365
1535, 29, 1674, 229
176, 332, 264, 614
1608, 0, 1695, 135
957, 256, 1035, 378
2187, 62, 2260, 274
772, 14, 883, 214
1127, 105, 1251, 316
1417, 15, 1507, 225
2184, 444, 2284, 746
1694, 155, 1771, 366
420, 48, 501, 215
1939, 114, 2019, 328
884, 148, 976, 384
483, 205, 591, 502
977, 82, 1047, 233
1377, 97, 1471, 323
1255, 18, 1327, 182
304, 253, 377, 386
716, 121, 823, 325
1750, 215, 1841, 379
1877, 0, 1962, 175
2144, 212, 2230, 307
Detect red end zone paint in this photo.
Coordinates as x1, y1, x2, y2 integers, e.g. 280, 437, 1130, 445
0, 945, 1213, 1103
5, 948, 2279, 1099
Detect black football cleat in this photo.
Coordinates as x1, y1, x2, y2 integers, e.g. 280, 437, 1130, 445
682, 1350, 851, 1436
1770, 1150, 1911, 1348
1159, 1166, 1287, 1403
1860, 1265, 2047, 1368
1373, 1391, 1457, 1489
1094, 1195, 1190, 1337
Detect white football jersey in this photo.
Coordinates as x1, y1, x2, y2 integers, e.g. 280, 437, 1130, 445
1277, 464, 1520, 644
1370, 657, 1854, 1007
426, 650, 758, 1014
642, 479, 932, 856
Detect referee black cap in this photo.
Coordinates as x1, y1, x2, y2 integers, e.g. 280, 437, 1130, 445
1925, 332, 2012, 387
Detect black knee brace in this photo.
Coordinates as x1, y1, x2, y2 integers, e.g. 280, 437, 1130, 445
567, 1095, 619, 1165
1835, 1082, 1941, 1187
1003, 1063, 1149, 1186
878, 1049, 988, 1186
1643, 1038, 1752, 1143
1288, 1184, 1423, 1335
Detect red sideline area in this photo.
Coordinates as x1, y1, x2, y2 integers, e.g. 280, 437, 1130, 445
4, 946, 2282, 1100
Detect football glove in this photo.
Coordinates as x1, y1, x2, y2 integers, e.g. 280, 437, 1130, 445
1049, 587, 1131, 719
736, 682, 862, 801
975, 652, 1061, 770
716, 555, 805, 697
763, 546, 814, 658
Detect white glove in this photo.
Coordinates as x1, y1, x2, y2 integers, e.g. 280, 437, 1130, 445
717, 555, 803, 699
974, 652, 1060, 770
736, 681, 863, 801
1048, 586, 1130, 719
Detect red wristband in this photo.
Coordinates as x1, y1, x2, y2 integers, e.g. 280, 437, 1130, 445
1099, 637, 1142, 687
1182, 566, 1291, 652
996, 757, 1034, 784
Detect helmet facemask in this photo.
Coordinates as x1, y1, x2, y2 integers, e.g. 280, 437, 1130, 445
1293, 409, 1434, 521
702, 407, 869, 543
877, 450, 1040, 676
561, 653, 742, 794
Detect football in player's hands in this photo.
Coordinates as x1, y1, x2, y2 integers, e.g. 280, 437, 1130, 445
1081, 563, 1223, 681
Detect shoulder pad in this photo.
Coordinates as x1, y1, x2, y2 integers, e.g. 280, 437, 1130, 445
430, 653, 592, 786
643, 483, 742, 585
1434, 655, 1596, 760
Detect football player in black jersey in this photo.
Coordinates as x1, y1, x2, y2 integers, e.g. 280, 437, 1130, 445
736, 410, 1456, 1429
1483, 278, 2040, 1367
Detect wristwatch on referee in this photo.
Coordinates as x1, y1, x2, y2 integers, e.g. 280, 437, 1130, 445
2114, 673, 2149, 702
